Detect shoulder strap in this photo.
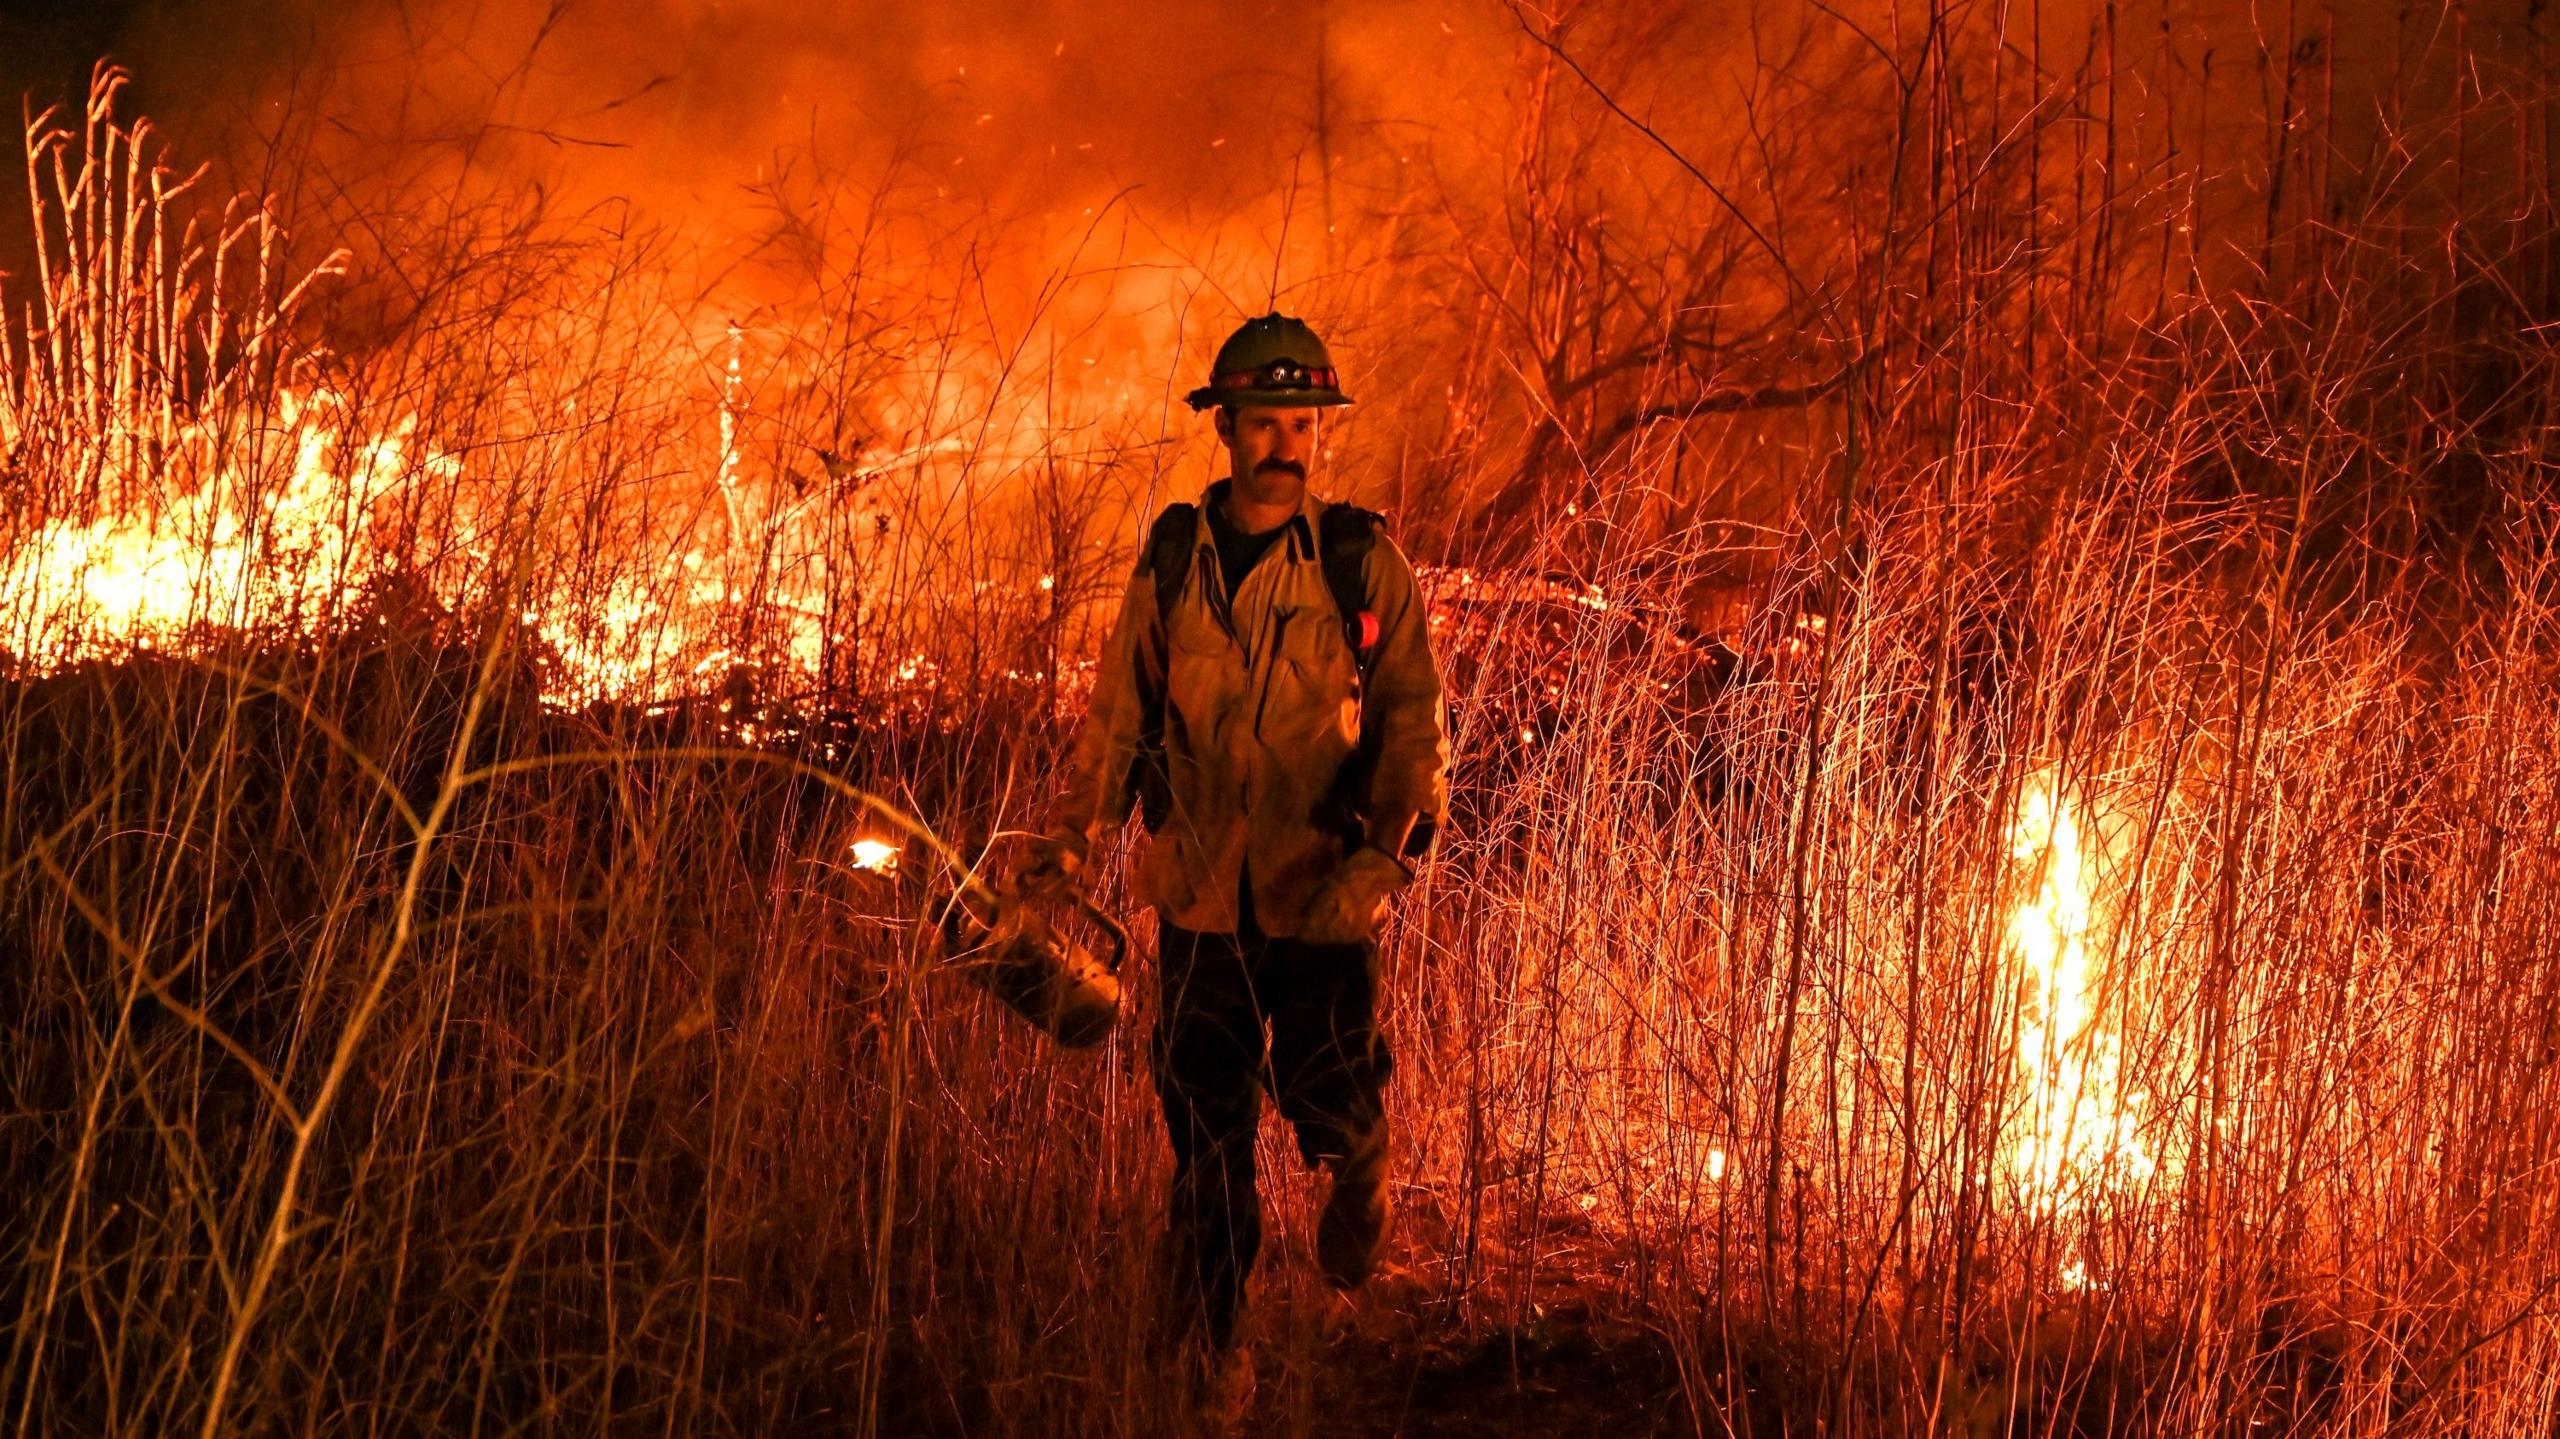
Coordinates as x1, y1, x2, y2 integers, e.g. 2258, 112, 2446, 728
1126, 503, 1193, 834
1318, 501, 1383, 673
1143, 502, 1198, 622
1153, 498, 1380, 660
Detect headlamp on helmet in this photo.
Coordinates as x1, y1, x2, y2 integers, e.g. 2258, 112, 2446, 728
1184, 312, 1353, 412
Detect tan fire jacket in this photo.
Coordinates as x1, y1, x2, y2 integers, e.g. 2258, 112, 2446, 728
1049, 482, 1449, 937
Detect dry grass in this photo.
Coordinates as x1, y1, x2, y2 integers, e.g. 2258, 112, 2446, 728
2, 15, 2557, 1434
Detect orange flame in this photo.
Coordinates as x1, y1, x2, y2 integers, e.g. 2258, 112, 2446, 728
1, 390, 452, 667
2006, 772, 2155, 1212
0, 370, 984, 709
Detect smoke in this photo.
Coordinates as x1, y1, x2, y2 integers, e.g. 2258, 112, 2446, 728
46, 0, 1506, 291
6, 0, 2547, 533
0, 0, 1572, 503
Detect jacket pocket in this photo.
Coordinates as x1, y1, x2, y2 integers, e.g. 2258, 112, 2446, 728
1167, 594, 1237, 724
1266, 608, 1356, 742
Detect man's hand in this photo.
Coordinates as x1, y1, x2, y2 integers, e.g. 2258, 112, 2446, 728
1297, 845, 1413, 946
1016, 836, 1085, 903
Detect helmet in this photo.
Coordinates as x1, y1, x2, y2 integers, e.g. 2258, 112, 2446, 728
1183, 312, 1354, 412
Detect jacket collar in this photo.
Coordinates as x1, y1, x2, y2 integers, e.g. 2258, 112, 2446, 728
1199, 477, 1328, 561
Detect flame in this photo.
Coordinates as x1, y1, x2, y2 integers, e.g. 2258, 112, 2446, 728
0, 365, 1051, 711
2006, 772, 2154, 1211
0, 391, 452, 667
849, 838, 900, 873
2, 78, 1114, 716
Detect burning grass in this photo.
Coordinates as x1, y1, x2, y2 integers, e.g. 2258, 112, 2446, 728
4, 43, 2559, 1438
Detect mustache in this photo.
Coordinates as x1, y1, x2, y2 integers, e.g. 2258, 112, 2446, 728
1253, 457, 1307, 479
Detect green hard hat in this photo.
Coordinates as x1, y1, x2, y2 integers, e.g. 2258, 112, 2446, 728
1183, 312, 1354, 412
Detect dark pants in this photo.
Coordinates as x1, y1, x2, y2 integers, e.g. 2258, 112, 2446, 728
1154, 900, 1390, 1351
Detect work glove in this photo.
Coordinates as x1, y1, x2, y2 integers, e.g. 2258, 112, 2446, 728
1015, 835, 1085, 904
1297, 845, 1413, 946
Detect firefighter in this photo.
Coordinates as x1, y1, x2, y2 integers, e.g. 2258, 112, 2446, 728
1022, 313, 1450, 1413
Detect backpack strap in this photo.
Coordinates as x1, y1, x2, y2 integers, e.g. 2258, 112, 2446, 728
1310, 501, 1437, 859
1151, 497, 1381, 671
1126, 501, 1197, 835
1317, 501, 1382, 680
1143, 501, 1199, 622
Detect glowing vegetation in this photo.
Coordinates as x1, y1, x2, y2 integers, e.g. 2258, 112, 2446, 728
4, 10, 2557, 1432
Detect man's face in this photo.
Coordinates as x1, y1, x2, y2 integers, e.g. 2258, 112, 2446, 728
1215, 404, 1321, 504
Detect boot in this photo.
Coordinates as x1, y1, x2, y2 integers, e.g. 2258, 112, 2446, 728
1315, 1122, 1392, 1289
